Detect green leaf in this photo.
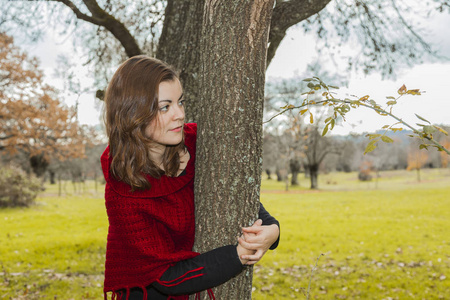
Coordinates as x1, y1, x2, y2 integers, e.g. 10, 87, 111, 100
415, 114, 431, 124
322, 124, 329, 136
307, 82, 315, 89
386, 101, 397, 105
328, 85, 339, 89
423, 125, 437, 135
381, 136, 394, 143
386, 96, 396, 100
330, 119, 335, 130
382, 125, 390, 129
364, 140, 377, 154
303, 78, 315, 82
419, 144, 429, 150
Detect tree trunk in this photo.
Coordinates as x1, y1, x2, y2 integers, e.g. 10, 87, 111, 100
156, 0, 204, 122
309, 164, 319, 189
49, 170, 56, 184
276, 168, 283, 181
193, 1, 274, 299
290, 159, 301, 186
29, 153, 49, 177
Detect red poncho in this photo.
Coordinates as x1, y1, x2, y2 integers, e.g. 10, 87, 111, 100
101, 123, 200, 298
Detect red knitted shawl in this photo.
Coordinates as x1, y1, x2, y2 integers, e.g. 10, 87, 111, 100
101, 123, 200, 298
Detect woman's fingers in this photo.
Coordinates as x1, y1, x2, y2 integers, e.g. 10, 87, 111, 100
243, 250, 266, 264
242, 226, 263, 234
238, 237, 258, 250
242, 219, 263, 232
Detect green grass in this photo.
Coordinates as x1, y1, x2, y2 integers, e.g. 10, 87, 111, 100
1, 169, 449, 299
0, 193, 107, 299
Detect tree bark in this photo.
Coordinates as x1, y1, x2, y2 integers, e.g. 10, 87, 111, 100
290, 159, 301, 186
193, 1, 274, 299
29, 153, 49, 178
309, 164, 319, 189
156, 0, 204, 122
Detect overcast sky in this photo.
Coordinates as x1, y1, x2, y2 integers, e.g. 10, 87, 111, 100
18, 6, 450, 135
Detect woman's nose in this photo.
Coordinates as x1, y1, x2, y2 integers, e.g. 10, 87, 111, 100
173, 104, 185, 121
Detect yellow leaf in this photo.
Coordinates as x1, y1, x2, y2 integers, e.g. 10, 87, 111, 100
433, 125, 448, 136
398, 84, 407, 95
406, 89, 421, 95
381, 136, 393, 143
359, 95, 370, 101
322, 124, 329, 136
310, 113, 314, 124
299, 109, 308, 115
364, 140, 377, 154
390, 128, 403, 132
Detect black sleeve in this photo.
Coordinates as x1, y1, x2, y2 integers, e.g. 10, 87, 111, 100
258, 202, 280, 250
152, 245, 244, 296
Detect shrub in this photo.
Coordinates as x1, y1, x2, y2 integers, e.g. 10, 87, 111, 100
0, 165, 41, 207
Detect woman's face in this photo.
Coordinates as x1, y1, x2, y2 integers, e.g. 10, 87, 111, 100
145, 78, 185, 147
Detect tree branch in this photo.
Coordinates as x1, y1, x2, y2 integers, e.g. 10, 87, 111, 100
44, 0, 104, 25
41, 0, 143, 57
267, 0, 332, 68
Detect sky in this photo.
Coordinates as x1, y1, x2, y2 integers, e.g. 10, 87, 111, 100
16, 5, 450, 135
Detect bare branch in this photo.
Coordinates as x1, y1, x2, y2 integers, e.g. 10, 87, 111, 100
29, 0, 143, 57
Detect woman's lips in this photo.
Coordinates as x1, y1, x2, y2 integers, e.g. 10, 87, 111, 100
170, 126, 182, 132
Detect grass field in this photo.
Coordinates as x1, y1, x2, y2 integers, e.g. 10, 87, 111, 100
1, 169, 449, 299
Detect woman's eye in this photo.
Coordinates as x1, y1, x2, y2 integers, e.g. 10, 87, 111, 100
159, 105, 169, 112
179, 99, 185, 106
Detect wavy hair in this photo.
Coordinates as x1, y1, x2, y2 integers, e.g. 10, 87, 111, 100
104, 55, 185, 190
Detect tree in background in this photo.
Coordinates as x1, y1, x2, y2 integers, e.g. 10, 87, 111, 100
0, 32, 91, 177
302, 125, 339, 189
407, 145, 429, 182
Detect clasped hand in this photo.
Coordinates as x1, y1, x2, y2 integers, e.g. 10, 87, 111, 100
236, 219, 279, 265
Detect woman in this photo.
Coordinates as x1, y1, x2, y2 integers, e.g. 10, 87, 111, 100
101, 55, 280, 300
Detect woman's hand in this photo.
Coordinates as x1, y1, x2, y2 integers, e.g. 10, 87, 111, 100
238, 219, 280, 265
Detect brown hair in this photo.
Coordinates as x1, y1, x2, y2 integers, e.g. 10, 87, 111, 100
104, 55, 185, 190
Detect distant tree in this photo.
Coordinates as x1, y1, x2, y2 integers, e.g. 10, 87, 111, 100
407, 145, 429, 182
334, 138, 359, 172
303, 125, 339, 189
0, 32, 88, 176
